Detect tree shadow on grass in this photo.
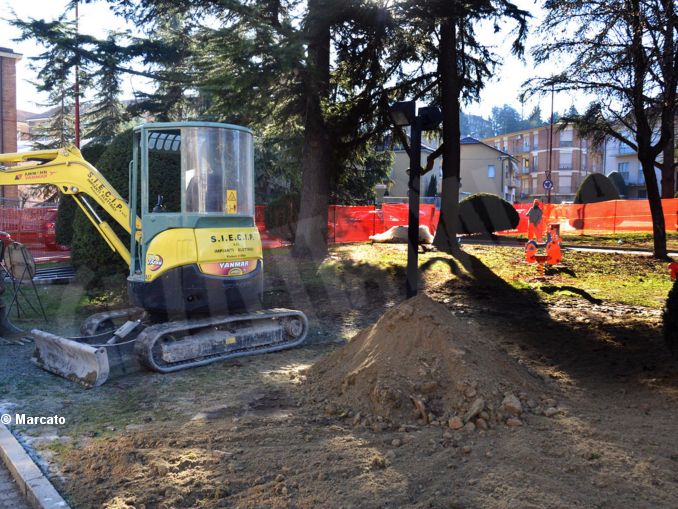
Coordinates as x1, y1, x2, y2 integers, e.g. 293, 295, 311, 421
540, 285, 602, 304
429, 250, 677, 389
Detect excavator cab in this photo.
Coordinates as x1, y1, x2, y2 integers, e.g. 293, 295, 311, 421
127, 123, 263, 318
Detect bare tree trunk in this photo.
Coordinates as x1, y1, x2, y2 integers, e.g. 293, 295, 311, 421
641, 156, 668, 258
293, 0, 331, 260
661, 123, 676, 198
433, 18, 461, 253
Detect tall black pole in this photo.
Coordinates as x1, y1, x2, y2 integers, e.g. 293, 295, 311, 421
407, 117, 422, 299
547, 83, 555, 203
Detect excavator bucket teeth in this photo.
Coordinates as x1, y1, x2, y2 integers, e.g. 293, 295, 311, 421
30, 329, 110, 388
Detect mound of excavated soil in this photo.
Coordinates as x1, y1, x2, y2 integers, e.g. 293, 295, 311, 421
306, 294, 545, 429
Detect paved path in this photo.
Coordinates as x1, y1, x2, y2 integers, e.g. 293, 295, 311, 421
0, 461, 29, 509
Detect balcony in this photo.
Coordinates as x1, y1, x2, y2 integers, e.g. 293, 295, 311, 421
618, 145, 635, 156
558, 165, 573, 171
623, 172, 645, 186
560, 140, 573, 147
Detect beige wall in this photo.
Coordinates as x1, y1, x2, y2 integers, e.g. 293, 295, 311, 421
388, 149, 440, 198
459, 144, 503, 197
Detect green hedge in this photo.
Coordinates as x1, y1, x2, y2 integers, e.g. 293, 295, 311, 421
55, 143, 107, 246
574, 173, 619, 204
664, 279, 678, 358
457, 193, 519, 235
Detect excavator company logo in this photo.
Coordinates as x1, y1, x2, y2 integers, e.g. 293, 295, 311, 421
14, 174, 21, 180
21, 169, 57, 181
87, 172, 124, 211
199, 260, 256, 276
210, 233, 256, 243
147, 254, 164, 271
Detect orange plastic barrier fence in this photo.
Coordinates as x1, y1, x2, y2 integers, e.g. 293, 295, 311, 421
506, 198, 678, 235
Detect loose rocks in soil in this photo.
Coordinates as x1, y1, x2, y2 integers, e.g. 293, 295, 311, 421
305, 294, 547, 429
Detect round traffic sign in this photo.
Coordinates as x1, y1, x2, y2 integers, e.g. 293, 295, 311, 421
543, 179, 553, 190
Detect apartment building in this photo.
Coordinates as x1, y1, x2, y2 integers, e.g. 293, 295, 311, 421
483, 124, 604, 203
0, 46, 21, 201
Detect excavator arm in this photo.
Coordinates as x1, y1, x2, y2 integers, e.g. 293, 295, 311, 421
0, 146, 141, 265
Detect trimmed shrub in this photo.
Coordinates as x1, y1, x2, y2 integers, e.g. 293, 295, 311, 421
574, 173, 620, 204
607, 171, 627, 197
55, 143, 107, 246
71, 130, 181, 286
664, 279, 678, 358
264, 192, 299, 242
457, 193, 519, 235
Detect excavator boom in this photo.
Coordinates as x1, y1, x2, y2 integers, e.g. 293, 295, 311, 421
0, 147, 140, 264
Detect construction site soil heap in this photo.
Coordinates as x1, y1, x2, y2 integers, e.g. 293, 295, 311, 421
306, 294, 546, 430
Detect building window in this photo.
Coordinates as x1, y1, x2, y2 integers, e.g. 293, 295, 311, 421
617, 162, 630, 182
487, 165, 496, 178
560, 129, 573, 147
532, 154, 538, 170
559, 151, 572, 170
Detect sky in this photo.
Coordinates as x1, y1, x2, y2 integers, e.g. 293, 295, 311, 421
1, 0, 588, 120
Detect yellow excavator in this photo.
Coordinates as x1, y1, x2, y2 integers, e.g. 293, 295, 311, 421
0, 122, 308, 387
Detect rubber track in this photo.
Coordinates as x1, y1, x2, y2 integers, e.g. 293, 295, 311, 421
134, 308, 309, 373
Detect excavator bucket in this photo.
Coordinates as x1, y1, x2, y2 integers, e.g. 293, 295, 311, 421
30, 330, 110, 388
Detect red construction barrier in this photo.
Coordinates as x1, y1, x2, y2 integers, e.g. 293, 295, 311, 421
381, 203, 438, 234
328, 205, 378, 243
0, 206, 70, 260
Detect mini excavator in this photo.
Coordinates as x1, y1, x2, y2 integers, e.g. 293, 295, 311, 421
0, 122, 308, 387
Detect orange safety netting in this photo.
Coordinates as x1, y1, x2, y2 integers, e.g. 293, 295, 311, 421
507, 198, 678, 235
251, 199, 678, 248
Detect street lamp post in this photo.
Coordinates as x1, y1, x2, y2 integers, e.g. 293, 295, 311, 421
389, 101, 442, 299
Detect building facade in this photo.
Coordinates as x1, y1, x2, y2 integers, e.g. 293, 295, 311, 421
458, 137, 519, 202
483, 124, 604, 203
0, 47, 21, 201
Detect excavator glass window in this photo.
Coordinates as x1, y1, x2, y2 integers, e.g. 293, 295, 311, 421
141, 125, 254, 218
181, 127, 254, 216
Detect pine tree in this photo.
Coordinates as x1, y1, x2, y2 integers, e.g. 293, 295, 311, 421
82, 36, 127, 144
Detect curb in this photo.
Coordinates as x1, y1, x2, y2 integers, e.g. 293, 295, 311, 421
0, 424, 70, 509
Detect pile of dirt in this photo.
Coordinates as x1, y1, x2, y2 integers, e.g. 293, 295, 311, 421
305, 294, 547, 429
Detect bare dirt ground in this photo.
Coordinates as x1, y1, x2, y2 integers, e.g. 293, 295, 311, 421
1, 244, 677, 508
